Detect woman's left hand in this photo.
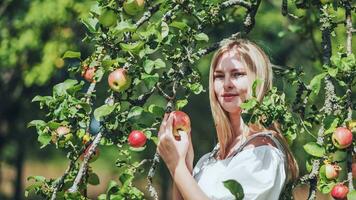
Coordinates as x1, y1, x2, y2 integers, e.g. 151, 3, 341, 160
157, 113, 190, 176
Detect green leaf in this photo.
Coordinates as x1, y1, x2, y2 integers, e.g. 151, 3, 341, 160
27, 120, 46, 128
309, 72, 327, 95
115, 20, 136, 32
223, 179, 244, 200
143, 59, 155, 74
169, 21, 189, 30
347, 190, 356, 200
47, 121, 61, 130
154, 59, 166, 69
62, 51, 81, 59
194, 33, 209, 42
94, 104, 116, 121
27, 175, 46, 182
331, 150, 347, 162
119, 172, 134, 185
129, 146, 146, 152
323, 115, 339, 135
327, 67, 338, 77
142, 73, 159, 89
81, 17, 98, 33
161, 21, 169, 39
120, 41, 144, 54
88, 173, 100, 185
106, 180, 119, 196
176, 99, 188, 110
38, 133, 51, 148
53, 79, 78, 96
303, 142, 325, 157
128, 106, 143, 119
187, 82, 204, 94
148, 104, 165, 116
240, 98, 258, 110
31, 95, 52, 102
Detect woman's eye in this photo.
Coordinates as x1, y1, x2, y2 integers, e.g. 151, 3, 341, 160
233, 73, 245, 78
214, 75, 224, 79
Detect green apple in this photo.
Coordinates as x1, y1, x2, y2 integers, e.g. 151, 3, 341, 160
123, 0, 145, 16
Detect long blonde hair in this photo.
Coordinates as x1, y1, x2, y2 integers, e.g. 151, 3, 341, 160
208, 39, 299, 182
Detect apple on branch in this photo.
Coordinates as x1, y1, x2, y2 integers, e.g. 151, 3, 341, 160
330, 183, 349, 200
81, 65, 97, 83
332, 127, 353, 149
128, 130, 147, 148
325, 162, 341, 180
108, 68, 132, 92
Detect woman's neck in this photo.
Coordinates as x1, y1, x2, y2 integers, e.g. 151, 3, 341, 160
228, 111, 250, 138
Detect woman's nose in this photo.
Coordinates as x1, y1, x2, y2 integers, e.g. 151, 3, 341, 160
223, 76, 234, 90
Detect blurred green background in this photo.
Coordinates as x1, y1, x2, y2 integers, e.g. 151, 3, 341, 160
0, 0, 355, 199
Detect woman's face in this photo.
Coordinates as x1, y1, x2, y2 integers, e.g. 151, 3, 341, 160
213, 49, 251, 114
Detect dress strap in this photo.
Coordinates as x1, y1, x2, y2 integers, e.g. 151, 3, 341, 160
231, 131, 285, 157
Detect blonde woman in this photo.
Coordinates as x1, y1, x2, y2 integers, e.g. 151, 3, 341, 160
157, 39, 299, 200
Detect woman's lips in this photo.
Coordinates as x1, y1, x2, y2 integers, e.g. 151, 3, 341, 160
223, 95, 238, 102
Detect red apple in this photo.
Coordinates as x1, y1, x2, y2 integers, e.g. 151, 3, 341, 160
80, 144, 100, 163
171, 111, 191, 141
108, 68, 131, 92
330, 183, 349, 200
123, 0, 145, 16
332, 127, 353, 149
81, 65, 96, 83
325, 163, 341, 180
128, 130, 147, 148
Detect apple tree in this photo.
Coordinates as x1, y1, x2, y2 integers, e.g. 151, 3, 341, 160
27, 0, 355, 199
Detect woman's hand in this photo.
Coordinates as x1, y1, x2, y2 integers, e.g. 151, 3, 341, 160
157, 113, 190, 176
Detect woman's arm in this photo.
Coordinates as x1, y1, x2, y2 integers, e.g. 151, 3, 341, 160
172, 145, 193, 200
172, 160, 210, 200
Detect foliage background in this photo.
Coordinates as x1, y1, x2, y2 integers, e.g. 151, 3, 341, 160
0, 0, 354, 199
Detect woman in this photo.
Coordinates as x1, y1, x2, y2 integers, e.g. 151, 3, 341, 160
157, 39, 299, 200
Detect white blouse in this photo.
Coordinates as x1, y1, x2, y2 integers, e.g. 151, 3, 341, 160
192, 145, 287, 200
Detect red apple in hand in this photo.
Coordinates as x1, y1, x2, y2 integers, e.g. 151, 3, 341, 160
81, 65, 96, 83
332, 127, 353, 149
128, 130, 147, 148
171, 111, 191, 141
108, 68, 132, 92
325, 163, 341, 180
80, 144, 100, 163
330, 183, 349, 200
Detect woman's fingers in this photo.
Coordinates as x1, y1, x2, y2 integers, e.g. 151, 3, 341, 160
158, 112, 170, 138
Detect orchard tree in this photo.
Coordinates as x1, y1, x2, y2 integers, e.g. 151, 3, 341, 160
28, 0, 355, 199
0, 0, 93, 199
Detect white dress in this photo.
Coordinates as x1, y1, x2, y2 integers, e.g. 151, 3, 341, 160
192, 132, 287, 200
